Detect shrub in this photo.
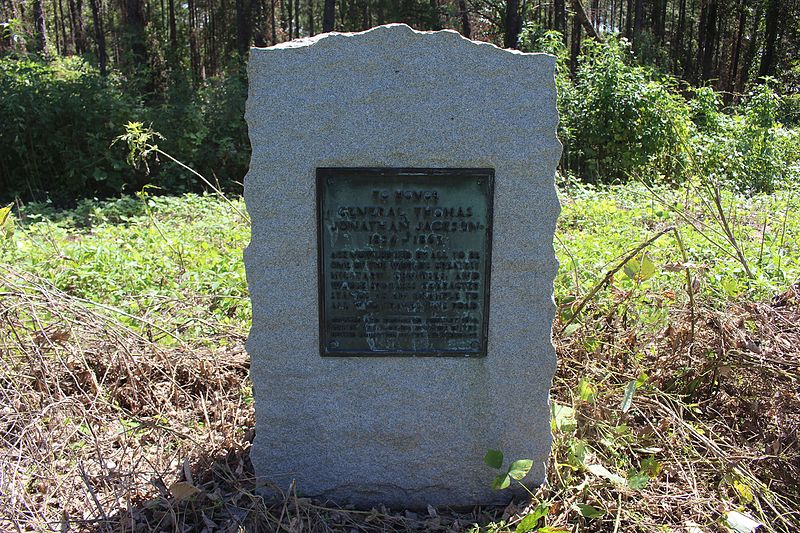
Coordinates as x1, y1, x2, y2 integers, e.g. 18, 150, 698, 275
0, 57, 250, 205
138, 72, 249, 194
778, 93, 800, 127
518, 26, 575, 168
565, 39, 690, 183
691, 83, 799, 193
0, 56, 144, 204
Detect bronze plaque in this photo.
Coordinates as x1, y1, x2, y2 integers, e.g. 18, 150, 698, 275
317, 168, 494, 357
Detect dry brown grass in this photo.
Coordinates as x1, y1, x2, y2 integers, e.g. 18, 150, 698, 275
543, 283, 800, 532
1, 265, 798, 532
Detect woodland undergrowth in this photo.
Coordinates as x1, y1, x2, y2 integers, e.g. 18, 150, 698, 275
0, 188, 798, 532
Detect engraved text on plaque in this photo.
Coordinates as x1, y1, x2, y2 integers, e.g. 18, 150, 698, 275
317, 168, 494, 357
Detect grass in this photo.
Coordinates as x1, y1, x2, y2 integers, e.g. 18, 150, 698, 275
1, 183, 798, 531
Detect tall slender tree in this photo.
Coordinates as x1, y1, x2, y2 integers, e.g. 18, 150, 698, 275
503, 0, 521, 48
554, 0, 567, 48
322, 0, 335, 31
237, 0, 252, 54
120, 0, 148, 71
457, 0, 470, 37
88, 0, 107, 74
758, 0, 781, 77
33, 0, 48, 52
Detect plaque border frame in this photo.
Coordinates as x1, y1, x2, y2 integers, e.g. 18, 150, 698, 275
315, 167, 495, 358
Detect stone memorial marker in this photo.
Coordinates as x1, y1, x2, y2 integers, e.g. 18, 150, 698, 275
244, 24, 561, 508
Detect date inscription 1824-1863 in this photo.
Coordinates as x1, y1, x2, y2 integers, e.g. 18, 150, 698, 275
317, 168, 494, 357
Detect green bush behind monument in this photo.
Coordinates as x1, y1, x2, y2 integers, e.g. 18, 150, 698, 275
0, 56, 249, 204
1, 38, 797, 205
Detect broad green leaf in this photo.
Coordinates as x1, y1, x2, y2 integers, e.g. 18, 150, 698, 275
508, 459, 534, 480
0, 204, 11, 226
639, 254, 656, 280
620, 380, 637, 413
623, 260, 638, 280
0, 203, 13, 239
577, 378, 597, 402
515, 513, 540, 533
627, 471, 649, 490
640, 457, 662, 477
623, 254, 655, 282
484, 449, 503, 469
567, 439, 587, 467
538, 528, 569, 533
574, 503, 605, 519
563, 323, 581, 337
515, 502, 549, 533
492, 473, 511, 490
732, 479, 754, 504
721, 277, 740, 297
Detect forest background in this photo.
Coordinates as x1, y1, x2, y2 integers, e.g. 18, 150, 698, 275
1, 0, 799, 203
2, 1, 800, 531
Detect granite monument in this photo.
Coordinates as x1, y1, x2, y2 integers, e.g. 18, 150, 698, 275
244, 23, 561, 508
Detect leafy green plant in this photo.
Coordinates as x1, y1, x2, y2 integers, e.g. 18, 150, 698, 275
0, 56, 143, 204
0, 203, 13, 241
0, 56, 249, 205
114, 122, 248, 222
566, 38, 690, 183
688, 82, 798, 194
483, 449, 534, 491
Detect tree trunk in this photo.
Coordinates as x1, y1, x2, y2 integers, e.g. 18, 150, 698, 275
287, 0, 293, 38
252, 0, 265, 45
89, 0, 107, 74
737, 4, 762, 92
554, 0, 567, 47
625, 0, 633, 38
635, 0, 644, 38
672, 0, 686, 73
167, 0, 177, 52
695, 0, 707, 81
121, 0, 148, 71
758, 0, 780, 78
67, 0, 87, 53
280, 0, 288, 37
236, 0, 251, 55
728, 3, 746, 92
53, 0, 63, 53
322, 0, 334, 32
574, 0, 600, 39
308, 0, 314, 36
188, 0, 201, 83
504, 0, 521, 49
457, 0, 470, 38
701, 0, 717, 80
33, 0, 47, 52
570, 5, 582, 74
649, 0, 658, 42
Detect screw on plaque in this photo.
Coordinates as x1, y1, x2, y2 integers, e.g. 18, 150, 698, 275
327, 177, 334, 185
477, 179, 483, 185
328, 340, 340, 350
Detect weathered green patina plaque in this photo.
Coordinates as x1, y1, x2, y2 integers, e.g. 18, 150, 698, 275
316, 168, 494, 357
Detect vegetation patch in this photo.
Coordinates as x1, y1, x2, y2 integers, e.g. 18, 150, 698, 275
1, 188, 797, 531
